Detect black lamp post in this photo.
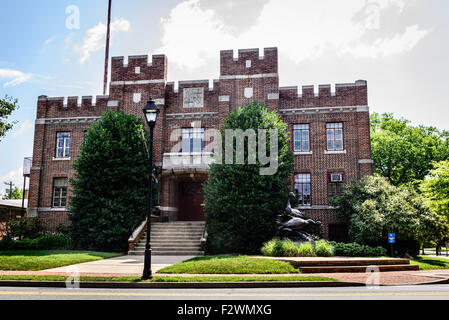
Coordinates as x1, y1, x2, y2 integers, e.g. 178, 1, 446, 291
142, 99, 160, 280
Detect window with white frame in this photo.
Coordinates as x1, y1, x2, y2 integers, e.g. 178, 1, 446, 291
328, 172, 345, 197
293, 124, 310, 152
326, 123, 344, 151
56, 132, 71, 158
53, 178, 68, 208
295, 173, 311, 206
182, 128, 204, 153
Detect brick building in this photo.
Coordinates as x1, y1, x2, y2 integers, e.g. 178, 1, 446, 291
27, 47, 373, 240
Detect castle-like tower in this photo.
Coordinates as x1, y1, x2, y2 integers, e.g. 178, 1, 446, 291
28, 47, 373, 240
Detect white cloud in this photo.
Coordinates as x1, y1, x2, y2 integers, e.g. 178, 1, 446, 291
0, 69, 32, 87
75, 18, 131, 64
0, 167, 25, 194
44, 37, 55, 46
12, 120, 34, 138
348, 25, 430, 58
156, 0, 428, 69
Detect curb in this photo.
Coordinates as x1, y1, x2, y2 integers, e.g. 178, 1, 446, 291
0, 280, 365, 289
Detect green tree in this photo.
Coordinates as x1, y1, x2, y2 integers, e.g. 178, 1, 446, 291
69, 110, 151, 252
0, 95, 19, 142
203, 102, 294, 254
2, 187, 23, 200
370, 113, 449, 186
330, 176, 446, 255
421, 161, 449, 218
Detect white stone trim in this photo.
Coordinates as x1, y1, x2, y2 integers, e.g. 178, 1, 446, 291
110, 79, 166, 86
279, 105, 369, 115
179, 80, 209, 85
37, 207, 69, 212
324, 150, 347, 155
154, 98, 165, 106
294, 151, 313, 156
359, 159, 374, 164
267, 93, 279, 100
219, 95, 230, 102
166, 112, 218, 120
107, 100, 120, 107
219, 73, 279, 80
158, 206, 179, 212
52, 157, 71, 161
36, 117, 100, 125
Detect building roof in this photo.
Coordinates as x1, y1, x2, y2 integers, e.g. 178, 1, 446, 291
0, 199, 27, 209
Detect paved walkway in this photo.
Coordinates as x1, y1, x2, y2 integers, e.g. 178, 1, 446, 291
41, 255, 196, 276
1, 255, 448, 286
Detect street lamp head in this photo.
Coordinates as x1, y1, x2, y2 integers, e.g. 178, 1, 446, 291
142, 99, 160, 126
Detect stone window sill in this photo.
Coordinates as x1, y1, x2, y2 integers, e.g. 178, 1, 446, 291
53, 157, 71, 161
294, 151, 313, 155
324, 150, 347, 155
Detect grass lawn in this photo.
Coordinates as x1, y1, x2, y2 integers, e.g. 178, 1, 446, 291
0, 275, 336, 283
157, 255, 301, 274
410, 256, 449, 270
149, 276, 335, 282
0, 250, 121, 271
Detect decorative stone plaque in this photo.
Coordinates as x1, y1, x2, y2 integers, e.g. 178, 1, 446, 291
133, 93, 142, 103
183, 88, 204, 108
244, 88, 253, 99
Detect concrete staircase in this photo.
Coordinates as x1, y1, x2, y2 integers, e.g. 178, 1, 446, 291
128, 221, 205, 256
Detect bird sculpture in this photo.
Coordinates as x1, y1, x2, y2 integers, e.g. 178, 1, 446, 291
276, 192, 322, 242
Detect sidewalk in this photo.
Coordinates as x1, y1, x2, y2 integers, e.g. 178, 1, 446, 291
0, 254, 448, 286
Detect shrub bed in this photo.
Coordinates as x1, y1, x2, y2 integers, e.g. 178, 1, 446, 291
0, 235, 73, 250
329, 242, 387, 257
261, 239, 335, 257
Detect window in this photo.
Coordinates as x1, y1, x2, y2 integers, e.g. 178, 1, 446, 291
328, 172, 345, 197
182, 128, 204, 153
56, 132, 71, 158
326, 123, 343, 151
293, 124, 310, 152
53, 178, 68, 208
295, 173, 311, 206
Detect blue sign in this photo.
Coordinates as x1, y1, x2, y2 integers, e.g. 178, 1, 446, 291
388, 233, 396, 244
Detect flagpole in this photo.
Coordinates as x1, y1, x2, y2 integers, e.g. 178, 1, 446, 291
103, 0, 112, 95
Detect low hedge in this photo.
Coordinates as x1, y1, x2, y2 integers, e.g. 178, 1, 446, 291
261, 239, 335, 257
329, 242, 387, 257
0, 235, 73, 250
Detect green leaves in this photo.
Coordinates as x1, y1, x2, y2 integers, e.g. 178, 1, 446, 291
204, 102, 294, 254
69, 110, 151, 252
331, 176, 446, 250
370, 112, 449, 186
0, 95, 19, 142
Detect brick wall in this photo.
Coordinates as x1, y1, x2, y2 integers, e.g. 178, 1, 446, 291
28, 47, 373, 236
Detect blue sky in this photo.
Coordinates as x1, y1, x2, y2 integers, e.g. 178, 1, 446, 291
0, 0, 448, 194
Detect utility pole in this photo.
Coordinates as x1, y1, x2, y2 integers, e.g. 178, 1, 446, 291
103, 0, 112, 95
4, 181, 14, 200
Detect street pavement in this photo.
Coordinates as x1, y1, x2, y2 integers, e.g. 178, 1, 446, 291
1, 284, 449, 300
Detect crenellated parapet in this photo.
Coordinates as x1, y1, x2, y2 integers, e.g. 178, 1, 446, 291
165, 80, 220, 114
36, 95, 119, 119
111, 54, 167, 83
279, 80, 368, 109
220, 47, 278, 77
